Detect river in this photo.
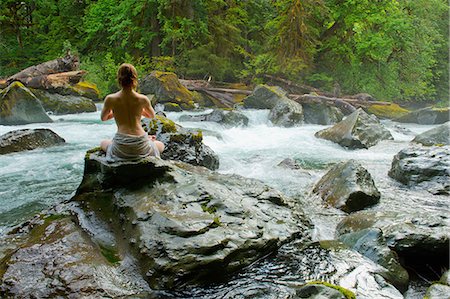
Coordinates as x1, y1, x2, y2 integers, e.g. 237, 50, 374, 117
0, 106, 446, 298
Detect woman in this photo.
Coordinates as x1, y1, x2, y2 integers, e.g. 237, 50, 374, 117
100, 63, 164, 161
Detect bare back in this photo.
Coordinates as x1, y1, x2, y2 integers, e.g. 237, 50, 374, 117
101, 89, 155, 136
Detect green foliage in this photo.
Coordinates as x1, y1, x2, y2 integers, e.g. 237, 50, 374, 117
0, 0, 447, 103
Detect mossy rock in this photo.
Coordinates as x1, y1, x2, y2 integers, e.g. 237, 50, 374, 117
296, 281, 356, 299
367, 104, 409, 119
32, 88, 96, 115
395, 107, 450, 125
139, 71, 196, 110
243, 84, 288, 109
164, 102, 182, 112
142, 115, 178, 135
71, 81, 101, 101
0, 81, 52, 125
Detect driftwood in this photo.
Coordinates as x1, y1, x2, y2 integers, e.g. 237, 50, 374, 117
13, 70, 86, 90
263, 74, 335, 97
7, 54, 80, 84
202, 89, 235, 108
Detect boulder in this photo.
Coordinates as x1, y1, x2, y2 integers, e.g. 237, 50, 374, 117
388, 145, 450, 195
338, 228, 409, 292
424, 283, 450, 299
32, 89, 96, 115
295, 282, 354, 299
269, 98, 304, 127
315, 108, 393, 149
366, 104, 409, 120
139, 71, 197, 110
395, 107, 449, 125
243, 84, 288, 109
411, 122, 450, 146
277, 158, 303, 170
70, 81, 100, 100
336, 211, 449, 282
179, 109, 249, 127
74, 150, 311, 289
142, 115, 219, 170
0, 82, 52, 125
303, 103, 344, 125
0, 128, 65, 155
312, 160, 380, 213
0, 214, 151, 297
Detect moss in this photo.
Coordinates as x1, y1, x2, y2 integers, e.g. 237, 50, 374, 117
307, 281, 356, 299
201, 202, 217, 214
367, 104, 409, 119
99, 244, 121, 264
0, 81, 34, 117
156, 115, 177, 133
169, 133, 188, 143
85, 147, 102, 158
192, 130, 203, 143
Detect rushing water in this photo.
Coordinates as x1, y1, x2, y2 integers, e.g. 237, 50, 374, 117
0, 106, 447, 297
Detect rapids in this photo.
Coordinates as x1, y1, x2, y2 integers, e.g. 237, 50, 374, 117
0, 106, 447, 298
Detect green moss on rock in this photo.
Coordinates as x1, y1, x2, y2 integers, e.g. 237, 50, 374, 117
367, 104, 409, 119
307, 281, 356, 299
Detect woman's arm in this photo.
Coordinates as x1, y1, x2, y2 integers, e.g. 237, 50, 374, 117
101, 96, 114, 121
141, 96, 155, 118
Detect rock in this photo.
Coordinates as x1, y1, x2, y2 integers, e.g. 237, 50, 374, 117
164, 102, 182, 112
269, 98, 304, 127
0, 128, 65, 155
243, 84, 288, 109
303, 103, 344, 125
278, 158, 303, 170
388, 145, 450, 195
315, 108, 393, 149
32, 89, 96, 115
293, 241, 403, 299
74, 150, 311, 289
336, 211, 449, 283
0, 81, 52, 125
424, 283, 450, 299
179, 109, 249, 127
70, 81, 100, 100
412, 122, 450, 146
295, 282, 352, 299
338, 228, 409, 293
139, 71, 197, 110
395, 107, 450, 125
312, 160, 380, 213
366, 104, 409, 120
441, 270, 450, 285
0, 214, 151, 297
142, 115, 219, 170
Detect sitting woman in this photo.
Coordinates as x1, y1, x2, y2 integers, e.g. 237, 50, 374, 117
100, 63, 164, 161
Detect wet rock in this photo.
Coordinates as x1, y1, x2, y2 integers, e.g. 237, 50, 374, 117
440, 269, 450, 285
164, 102, 182, 112
0, 215, 151, 298
179, 109, 249, 127
338, 228, 409, 293
243, 85, 288, 109
140, 71, 198, 110
294, 282, 350, 298
142, 115, 219, 170
395, 107, 449, 125
366, 104, 409, 120
315, 108, 393, 149
269, 98, 304, 127
0, 81, 52, 125
412, 122, 450, 146
424, 283, 450, 299
303, 103, 344, 125
74, 150, 311, 289
336, 211, 449, 283
0, 128, 65, 155
388, 145, 450, 195
278, 158, 302, 170
70, 81, 101, 100
312, 160, 380, 213
32, 89, 96, 115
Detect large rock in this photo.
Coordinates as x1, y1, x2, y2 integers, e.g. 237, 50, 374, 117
366, 103, 409, 120
142, 115, 219, 170
388, 145, 450, 195
295, 282, 354, 299
269, 98, 304, 127
395, 107, 450, 125
179, 109, 249, 127
312, 160, 380, 213
74, 151, 311, 289
32, 89, 96, 115
0, 214, 151, 297
411, 122, 450, 146
315, 108, 393, 149
0, 128, 65, 155
139, 71, 197, 110
243, 84, 288, 109
336, 211, 449, 283
338, 228, 409, 292
0, 82, 52, 125
303, 103, 344, 125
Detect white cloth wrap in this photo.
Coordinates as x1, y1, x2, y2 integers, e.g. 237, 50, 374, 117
106, 132, 160, 162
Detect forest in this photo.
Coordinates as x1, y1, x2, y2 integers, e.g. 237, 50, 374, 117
1, 0, 448, 104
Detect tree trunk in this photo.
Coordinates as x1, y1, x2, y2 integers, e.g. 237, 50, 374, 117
12, 70, 86, 90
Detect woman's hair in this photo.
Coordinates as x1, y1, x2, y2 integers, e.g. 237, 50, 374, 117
117, 63, 138, 89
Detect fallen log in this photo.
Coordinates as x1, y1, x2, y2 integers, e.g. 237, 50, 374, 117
201, 89, 235, 108
7, 54, 80, 84
263, 74, 335, 97
289, 94, 391, 107
188, 86, 252, 95
12, 70, 86, 90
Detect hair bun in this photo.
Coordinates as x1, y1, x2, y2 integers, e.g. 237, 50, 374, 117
117, 63, 138, 88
